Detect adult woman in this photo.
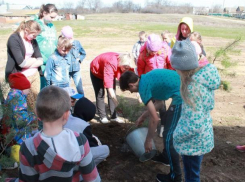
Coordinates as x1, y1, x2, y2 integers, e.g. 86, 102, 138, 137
34, 4, 58, 89
90, 52, 135, 123
6, 20, 42, 110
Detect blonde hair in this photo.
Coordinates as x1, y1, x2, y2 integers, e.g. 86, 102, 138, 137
57, 36, 72, 51
39, 4, 58, 19
178, 68, 200, 107
14, 20, 41, 34
190, 32, 204, 50
119, 53, 135, 68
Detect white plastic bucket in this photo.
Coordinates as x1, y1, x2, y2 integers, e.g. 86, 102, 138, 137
126, 127, 157, 162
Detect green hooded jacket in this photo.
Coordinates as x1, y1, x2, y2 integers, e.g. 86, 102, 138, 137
34, 15, 57, 73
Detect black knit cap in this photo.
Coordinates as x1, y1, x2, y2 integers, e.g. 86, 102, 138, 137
73, 97, 96, 122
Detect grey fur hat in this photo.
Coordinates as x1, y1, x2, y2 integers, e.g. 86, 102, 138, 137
170, 38, 198, 70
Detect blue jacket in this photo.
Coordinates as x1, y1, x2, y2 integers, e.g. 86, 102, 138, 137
69, 40, 86, 72
44, 50, 71, 86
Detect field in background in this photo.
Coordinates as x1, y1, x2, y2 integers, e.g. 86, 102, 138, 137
0, 14, 245, 181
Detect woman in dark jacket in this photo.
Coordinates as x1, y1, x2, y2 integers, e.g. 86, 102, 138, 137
6, 20, 43, 111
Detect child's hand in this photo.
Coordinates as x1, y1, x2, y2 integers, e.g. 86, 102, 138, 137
144, 137, 152, 153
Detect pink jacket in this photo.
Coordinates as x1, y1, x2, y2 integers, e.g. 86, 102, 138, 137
90, 52, 134, 88
137, 41, 172, 76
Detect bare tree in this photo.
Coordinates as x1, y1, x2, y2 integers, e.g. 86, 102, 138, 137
86, 0, 102, 12
211, 4, 223, 13
63, 2, 74, 13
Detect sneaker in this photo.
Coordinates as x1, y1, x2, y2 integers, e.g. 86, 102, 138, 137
236, 145, 245, 152
2, 162, 18, 170
100, 117, 109, 124
151, 152, 170, 166
156, 173, 182, 182
159, 126, 164, 138
110, 117, 124, 123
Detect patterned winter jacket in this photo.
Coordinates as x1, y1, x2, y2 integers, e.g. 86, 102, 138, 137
4, 89, 37, 144
173, 64, 220, 156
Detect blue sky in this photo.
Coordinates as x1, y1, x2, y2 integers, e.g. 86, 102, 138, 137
4, 0, 245, 9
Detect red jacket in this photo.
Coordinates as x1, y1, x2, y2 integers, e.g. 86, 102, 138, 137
90, 52, 133, 88
137, 42, 173, 76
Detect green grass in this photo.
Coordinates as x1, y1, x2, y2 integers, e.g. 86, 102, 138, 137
52, 14, 245, 39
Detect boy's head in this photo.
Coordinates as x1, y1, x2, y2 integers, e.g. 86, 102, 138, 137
139, 31, 146, 43
161, 30, 172, 44
61, 26, 73, 40
73, 97, 96, 122
63, 87, 83, 107
36, 86, 71, 122
119, 71, 139, 93
8, 73, 31, 95
57, 36, 72, 56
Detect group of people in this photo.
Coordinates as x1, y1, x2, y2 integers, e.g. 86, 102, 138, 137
1, 3, 235, 182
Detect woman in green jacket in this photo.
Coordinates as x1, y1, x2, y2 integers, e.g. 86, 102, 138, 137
34, 4, 58, 89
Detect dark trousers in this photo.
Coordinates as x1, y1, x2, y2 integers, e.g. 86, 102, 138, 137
90, 71, 117, 119
182, 155, 204, 182
163, 104, 182, 180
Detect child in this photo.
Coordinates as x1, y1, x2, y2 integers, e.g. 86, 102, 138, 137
63, 87, 84, 114
64, 97, 110, 165
191, 40, 209, 68
17, 86, 101, 181
171, 39, 220, 182
161, 30, 172, 46
132, 31, 147, 66
4, 73, 37, 144
189, 31, 206, 56
2, 73, 37, 164
119, 69, 183, 182
171, 17, 193, 48
137, 34, 171, 77
61, 26, 86, 95
44, 36, 72, 88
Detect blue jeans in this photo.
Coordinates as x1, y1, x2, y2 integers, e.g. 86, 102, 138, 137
69, 71, 84, 95
182, 155, 204, 182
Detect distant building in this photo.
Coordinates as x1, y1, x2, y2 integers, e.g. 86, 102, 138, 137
236, 6, 245, 19
193, 7, 209, 15
0, 9, 39, 23
236, 6, 245, 14
0, 3, 38, 23
223, 7, 237, 15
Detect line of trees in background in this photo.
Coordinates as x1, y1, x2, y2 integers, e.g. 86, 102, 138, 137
58, 0, 223, 14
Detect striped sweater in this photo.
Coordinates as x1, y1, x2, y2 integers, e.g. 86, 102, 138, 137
8, 129, 101, 182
